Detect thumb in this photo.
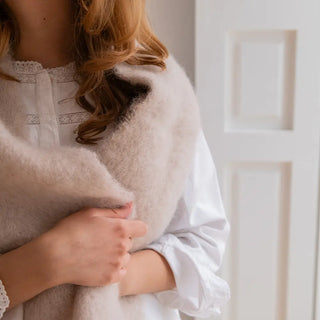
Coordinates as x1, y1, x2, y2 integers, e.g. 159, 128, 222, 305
109, 202, 133, 219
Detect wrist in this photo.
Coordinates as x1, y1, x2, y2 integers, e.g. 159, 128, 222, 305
35, 231, 64, 288
0, 234, 59, 309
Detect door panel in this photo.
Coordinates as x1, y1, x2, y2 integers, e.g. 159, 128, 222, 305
195, 1, 320, 320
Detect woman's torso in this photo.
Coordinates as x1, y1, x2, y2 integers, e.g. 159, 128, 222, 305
0, 54, 182, 320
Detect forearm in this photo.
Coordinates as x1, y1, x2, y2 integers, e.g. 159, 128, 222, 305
0, 234, 57, 310
119, 249, 176, 297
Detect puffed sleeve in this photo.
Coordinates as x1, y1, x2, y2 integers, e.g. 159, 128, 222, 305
144, 128, 231, 318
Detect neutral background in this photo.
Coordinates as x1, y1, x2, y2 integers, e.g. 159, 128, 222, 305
147, 0, 195, 85
147, 1, 320, 320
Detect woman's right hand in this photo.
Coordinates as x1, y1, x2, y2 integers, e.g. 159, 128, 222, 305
43, 202, 148, 288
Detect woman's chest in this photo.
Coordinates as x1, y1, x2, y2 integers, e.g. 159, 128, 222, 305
10, 73, 91, 147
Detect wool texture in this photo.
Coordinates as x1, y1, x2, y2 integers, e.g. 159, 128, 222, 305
0, 52, 202, 320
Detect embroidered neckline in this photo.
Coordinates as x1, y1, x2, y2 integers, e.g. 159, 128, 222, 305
12, 60, 77, 83
7, 50, 77, 83
12, 60, 76, 75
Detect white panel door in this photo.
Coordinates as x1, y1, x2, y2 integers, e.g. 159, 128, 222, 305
195, 1, 320, 320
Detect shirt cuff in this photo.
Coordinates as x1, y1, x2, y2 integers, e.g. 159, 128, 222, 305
144, 234, 231, 318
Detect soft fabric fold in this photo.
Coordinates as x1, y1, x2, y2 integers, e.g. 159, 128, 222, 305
0, 51, 202, 320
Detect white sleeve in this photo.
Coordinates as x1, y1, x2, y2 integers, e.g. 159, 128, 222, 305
144, 128, 231, 318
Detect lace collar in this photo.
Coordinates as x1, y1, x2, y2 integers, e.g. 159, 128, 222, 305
3, 50, 77, 83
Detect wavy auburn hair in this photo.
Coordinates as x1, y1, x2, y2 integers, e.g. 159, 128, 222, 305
0, 0, 169, 144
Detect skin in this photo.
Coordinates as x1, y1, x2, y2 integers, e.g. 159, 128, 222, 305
5, 0, 76, 67
0, 0, 176, 311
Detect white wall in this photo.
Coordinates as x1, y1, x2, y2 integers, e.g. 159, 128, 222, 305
146, 0, 195, 85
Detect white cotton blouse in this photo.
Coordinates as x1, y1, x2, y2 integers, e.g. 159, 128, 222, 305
0, 53, 231, 320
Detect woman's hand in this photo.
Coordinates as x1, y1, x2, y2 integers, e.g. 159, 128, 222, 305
44, 203, 148, 288
0, 202, 148, 311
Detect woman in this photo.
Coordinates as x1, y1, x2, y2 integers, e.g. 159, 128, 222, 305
0, 0, 230, 319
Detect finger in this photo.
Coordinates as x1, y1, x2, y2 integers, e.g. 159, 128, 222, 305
111, 268, 127, 283
119, 267, 127, 278
126, 220, 148, 238
110, 203, 133, 219
90, 202, 133, 219
123, 237, 133, 251
122, 253, 131, 266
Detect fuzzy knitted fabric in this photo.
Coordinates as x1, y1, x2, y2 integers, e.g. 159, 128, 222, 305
0, 52, 201, 320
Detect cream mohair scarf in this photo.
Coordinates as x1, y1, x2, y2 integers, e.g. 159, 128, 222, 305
0, 52, 201, 320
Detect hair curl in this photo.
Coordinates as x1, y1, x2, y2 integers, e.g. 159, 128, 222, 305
0, 0, 168, 144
